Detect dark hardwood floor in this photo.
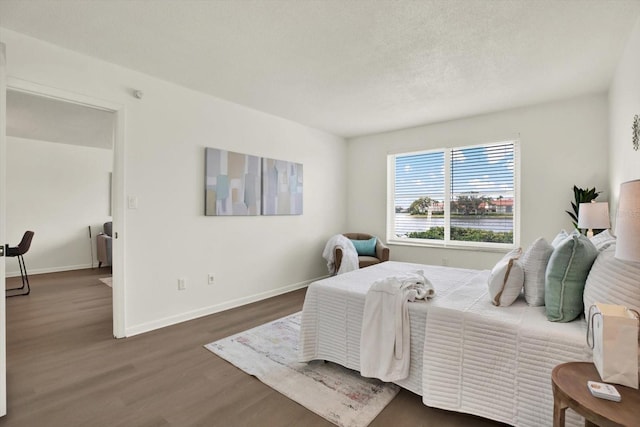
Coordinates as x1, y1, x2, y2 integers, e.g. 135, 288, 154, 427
1, 269, 504, 426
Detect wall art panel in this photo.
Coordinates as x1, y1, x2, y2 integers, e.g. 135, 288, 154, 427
262, 158, 303, 215
205, 147, 261, 216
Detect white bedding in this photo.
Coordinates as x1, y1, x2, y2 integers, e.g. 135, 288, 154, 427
299, 261, 591, 427
422, 271, 591, 426
299, 261, 480, 394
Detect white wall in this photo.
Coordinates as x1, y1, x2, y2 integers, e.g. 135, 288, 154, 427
347, 93, 609, 269
609, 15, 640, 223
0, 28, 347, 335
6, 137, 112, 276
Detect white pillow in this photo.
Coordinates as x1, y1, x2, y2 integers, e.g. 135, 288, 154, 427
589, 229, 616, 251
583, 244, 640, 319
521, 237, 553, 306
488, 248, 525, 307
551, 229, 569, 247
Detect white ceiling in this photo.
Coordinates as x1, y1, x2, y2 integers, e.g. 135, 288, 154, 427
6, 90, 115, 149
1, 0, 639, 138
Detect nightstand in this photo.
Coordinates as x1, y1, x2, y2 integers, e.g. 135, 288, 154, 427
552, 362, 640, 427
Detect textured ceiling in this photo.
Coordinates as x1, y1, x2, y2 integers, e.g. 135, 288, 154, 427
1, 0, 639, 138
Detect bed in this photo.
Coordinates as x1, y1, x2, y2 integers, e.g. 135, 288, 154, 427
299, 261, 591, 427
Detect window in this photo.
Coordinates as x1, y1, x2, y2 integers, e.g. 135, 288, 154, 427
388, 140, 519, 249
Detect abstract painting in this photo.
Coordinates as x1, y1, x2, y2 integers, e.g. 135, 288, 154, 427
262, 158, 303, 215
205, 148, 261, 216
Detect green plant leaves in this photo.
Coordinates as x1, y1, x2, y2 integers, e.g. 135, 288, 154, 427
567, 185, 601, 231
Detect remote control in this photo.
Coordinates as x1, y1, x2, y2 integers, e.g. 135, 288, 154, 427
587, 381, 622, 402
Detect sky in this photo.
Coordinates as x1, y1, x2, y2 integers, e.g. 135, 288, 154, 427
394, 142, 515, 209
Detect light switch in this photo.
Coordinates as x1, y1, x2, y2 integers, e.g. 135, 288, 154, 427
128, 196, 138, 210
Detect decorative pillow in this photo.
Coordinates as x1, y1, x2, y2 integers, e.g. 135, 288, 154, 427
351, 237, 377, 256
583, 244, 640, 319
545, 230, 598, 322
488, 248, 524, 307
521, 237, 553, 306
589, 229, 616, 251
551, 229, 569, 247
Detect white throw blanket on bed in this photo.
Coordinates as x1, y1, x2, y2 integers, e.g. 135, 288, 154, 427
322, 234, 359, 275
360, 270, 435, 381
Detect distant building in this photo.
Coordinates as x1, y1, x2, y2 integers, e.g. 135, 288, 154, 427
480, 198, 514, 214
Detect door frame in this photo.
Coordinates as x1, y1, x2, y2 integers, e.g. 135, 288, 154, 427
1, 41, 8, 417
5, 77, 127, 339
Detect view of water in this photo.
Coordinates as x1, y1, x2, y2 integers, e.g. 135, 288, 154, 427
394, 213, 513, 236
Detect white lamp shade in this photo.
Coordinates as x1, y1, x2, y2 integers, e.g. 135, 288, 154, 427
578, 202, 610, 229
615, 179, 640, 263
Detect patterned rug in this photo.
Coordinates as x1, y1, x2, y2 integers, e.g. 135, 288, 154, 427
205, 312, 400, 427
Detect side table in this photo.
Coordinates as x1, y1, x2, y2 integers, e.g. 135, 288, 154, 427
552, 362, 640, 427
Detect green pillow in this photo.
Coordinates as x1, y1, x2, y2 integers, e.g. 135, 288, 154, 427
351, 237, 377, 256
545, 230, 598, 322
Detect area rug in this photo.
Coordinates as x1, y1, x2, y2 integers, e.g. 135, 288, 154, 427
98, 277, 112, 287
204, 312, 400, 427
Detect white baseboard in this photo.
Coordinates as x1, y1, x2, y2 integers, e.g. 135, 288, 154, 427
5, 263, 98, 278
6, 265, 325, 338
124, 275, 328, 337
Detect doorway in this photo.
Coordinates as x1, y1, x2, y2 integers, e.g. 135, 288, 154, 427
6, 89, 114, 288
5, 79, 125, 338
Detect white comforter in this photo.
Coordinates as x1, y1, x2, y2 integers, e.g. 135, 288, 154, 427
299, 261, 591, 427
299, 261, 479, 394
422, 271, 591, 426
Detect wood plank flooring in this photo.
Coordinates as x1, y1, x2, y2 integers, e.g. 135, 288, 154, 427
1, 269, 505, 427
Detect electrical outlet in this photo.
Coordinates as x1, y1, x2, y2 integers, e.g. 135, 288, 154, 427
208, 274, 215, 285
178, 278, 186, 290
442, 258, 449, 266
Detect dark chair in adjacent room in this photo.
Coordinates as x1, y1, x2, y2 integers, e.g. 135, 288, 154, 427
96, 221, 113, 268
334, 232, 389, 272
6, 231, 35, 297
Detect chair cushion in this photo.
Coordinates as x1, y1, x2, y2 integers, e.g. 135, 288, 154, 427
351, 237, 377, 256
358, 256, 381, 268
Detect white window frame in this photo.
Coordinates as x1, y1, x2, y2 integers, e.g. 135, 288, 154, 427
387, 140, 520, 251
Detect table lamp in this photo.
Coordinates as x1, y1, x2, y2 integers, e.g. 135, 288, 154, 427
615, 179, 640, 263
578, 201, 610, 238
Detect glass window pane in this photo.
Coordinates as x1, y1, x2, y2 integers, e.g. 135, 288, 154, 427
450, 142, 515, 244
394, 151, 445, 240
